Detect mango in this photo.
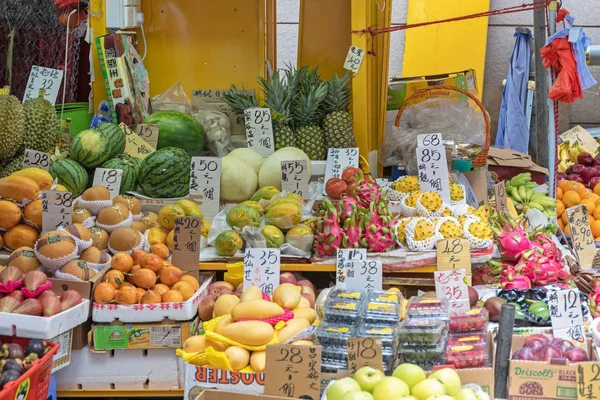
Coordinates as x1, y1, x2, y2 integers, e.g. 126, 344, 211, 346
292, 307, 317, 324
273, 283, 301, 309
221, 321, 274, 346
240, 285, 262, 302
276, 318, 310, 343
214, 295, 240, 317
11, 168, 53, 190
214, 315, 233, 334
231, 299, 284, 321
176, 199, 204, 217
183, 335, 206, 353
291, 340, 314, 346
250, 350, 266, 372
224, 346, 250, 370
147, 226, 168, 246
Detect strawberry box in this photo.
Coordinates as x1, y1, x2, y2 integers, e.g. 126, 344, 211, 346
448, 308, 488, 333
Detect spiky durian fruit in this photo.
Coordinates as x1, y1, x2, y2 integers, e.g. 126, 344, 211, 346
23, 95, 59, 153
0, 154, 24, 178
0, 95, 25, 163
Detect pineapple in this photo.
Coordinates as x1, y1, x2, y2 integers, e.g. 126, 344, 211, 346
294, 71, 328, 160
322, 72, 355, 148
450, 183, 465, 202
258, 71, 296, 149
223, 85, 260, 127
392, 175, 420, 193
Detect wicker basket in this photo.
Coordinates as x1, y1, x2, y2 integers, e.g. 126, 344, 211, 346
394, 85, 491, 168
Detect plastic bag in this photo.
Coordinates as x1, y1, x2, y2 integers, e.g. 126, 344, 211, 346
192, 99, 233, 157
150, 81, 191, 114
380, 98, 486, 171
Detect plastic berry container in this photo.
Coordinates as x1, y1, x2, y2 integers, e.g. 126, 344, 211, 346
399, 318, 448, 346
357, 323, 400, 349
323, 298, 363, 324
316, 322, 356, 348
364, 301, 400, 324
448, 308, 488, 333
368, 291, 401, 304
400, 341, 445, 369
322, 347, 348, 363
406, 296, 448, 320
328, 288, 366, 301
447, 332, 487, 347
321, 360, 349, 373
444, 343, 489, 369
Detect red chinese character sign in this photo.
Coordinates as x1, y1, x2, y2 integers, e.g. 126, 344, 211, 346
434, 269, 469, 310
243, 249, 280, 295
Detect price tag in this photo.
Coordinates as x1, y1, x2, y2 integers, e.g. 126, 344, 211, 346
41, 190, 73, 232
323, 148, 359, 195
547, 288, 585, 347
417, 133, 443, 148
134, 124, 160, 149
92, 168, 123, 199
560, 125, 600, 154
243, 248, 280, 295
23, 149, 51, 171
264, 344, 321, 399
120, 123, 156, 160
23, 66, 63, 105
436, 238, 471, 272
416, 133, 451, 203
189, 157, 221, 218
171, 216, 202, 269
281, 160, 310, 199
343, 46, 365, 74
566, 205, 596, 270
345, 260, 382, 291
244, 108, 275, 157
434, 269, 470, 310
494, 181, 509, 215
347, 337, 383, 374
576, 363, 600, 400
336, 249, 367, 288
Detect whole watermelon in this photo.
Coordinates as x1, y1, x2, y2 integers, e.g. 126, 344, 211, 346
71, 129, 112, 168
138, 147, 191, 198
49, 159, 89, 197
144, 110, 205, 156
102, 156, 140, 194
97, 123, 126, 158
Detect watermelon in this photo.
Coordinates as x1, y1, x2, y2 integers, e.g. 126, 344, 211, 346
138, 147, 191, 198
71, 129, 112, 168
102, 156, 140, 194
144, 110, 205, 156
49, 159, 89, 197
97, 123, 126, 158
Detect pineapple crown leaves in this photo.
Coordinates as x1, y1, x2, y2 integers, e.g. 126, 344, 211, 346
294, 80, 328, 126
257, 71, 293, 126
324, 72, 352, 113
222, 84, 259, 115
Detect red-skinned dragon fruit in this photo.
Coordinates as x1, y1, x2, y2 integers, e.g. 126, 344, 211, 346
589, 284, 600, 318
314, 199, 344, 257
341, 209, 367, 249
363, 200, 396, 252
351, 176, 383, 208
491, 215, 533, 262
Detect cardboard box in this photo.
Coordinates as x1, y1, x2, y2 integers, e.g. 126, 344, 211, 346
487, 147, 549, 184
183, 364, 265, 398
387, 69, 478, 110
92, 272, 214, 323
193, 389, 291, 400
92, 316, 201, 350
507, 335, 596, 400
51, 329, 73, 373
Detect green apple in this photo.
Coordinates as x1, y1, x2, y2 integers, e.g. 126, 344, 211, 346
428, 368, 462, 396
393, 364, 426, 390
341, 391, 375, 400
426, 396, 455, 400
353, 366, 385, 393
373, 377, 410, 400
410, 379, 446, 400
453, 388, 483, 400
327, 377, 362, 400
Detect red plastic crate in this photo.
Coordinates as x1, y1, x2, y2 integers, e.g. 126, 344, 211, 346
0, 337, 59, 400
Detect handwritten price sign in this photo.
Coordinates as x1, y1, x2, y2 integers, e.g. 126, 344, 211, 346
281, 160, 310, 199
120, 123, 156, 160
566, 205, 595, 270
134, 124, 160, 149
23, 66, 63, 105
265, 344, 321, 399
243, 249, 280, 295
93, 168, 123, 199
437, 238, 471, 272
347, 337, 383, 374
189, 157, 221, 218
560, 125, 600, 153
41, 190, 73, 232
336, 249, 367, 289
172, 216, 202, 269
416, 133, 451, 203
244, 108, 274, 157
23, 149, 51, 171
434, 268, 469, 310
576, 363, 600, 400
494, 181, 509, 215
547, 288, 585, 347
343, 46, 365, 73
345, 260, 382, 291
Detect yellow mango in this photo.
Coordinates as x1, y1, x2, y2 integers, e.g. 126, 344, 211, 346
276, 318, 310, 343
221, 321, 274, 346
147, 226, 168, 246
231, 299, 284, 321
292, 307, 317, 324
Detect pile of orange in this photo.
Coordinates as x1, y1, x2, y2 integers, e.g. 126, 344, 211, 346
557, 180, 600, 240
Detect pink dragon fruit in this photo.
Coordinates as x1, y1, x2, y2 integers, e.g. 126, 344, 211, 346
495, 226, 533, 262
589, 284, 600, 318
314, 199, 344, 257
363, 203, 396, 253
501, 275, 531, 290
352, 179, 383, 208
339, 196, 359, 223
473, 265, 499, 285
530, 232, 562, 262
342, 210, 367, 249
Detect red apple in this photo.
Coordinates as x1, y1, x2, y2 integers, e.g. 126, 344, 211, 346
567, 174, 584, 183
279, 272, 297, 285
208, 282, 234, 297
300, 285, 315, 300
325, 178, 347, 200
577, 152, 594, 166
571, 164, 586, 175
581, 167, 598, 183
297, 279, 315, 293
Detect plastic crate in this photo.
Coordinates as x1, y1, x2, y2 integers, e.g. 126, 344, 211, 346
0, 338, 59, 400
55, 103, 92, 135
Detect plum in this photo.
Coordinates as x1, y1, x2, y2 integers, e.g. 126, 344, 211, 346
512, 347, 538, 361
524, 334, 549, 352
577, 152, 594, 166
538, 344, 564, 361
564, 347, 589, 363
581, 167, 598, 183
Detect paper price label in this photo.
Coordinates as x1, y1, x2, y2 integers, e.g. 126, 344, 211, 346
243, 249, 280, 295
416, 136, 451, 202
336, 249, 367, 288
576, 363, 600, 400
560, 125, 600, 153
434, 269, 470, 310
23, 66, 63, 105
323, 148, 359, 195
134, 124, 160, 149
347, 337, 383, 374
23, 149, 51, 171
41, 190, 73, 232
345, 260, 382, 291
281, 160, 310, 199
265, 344, 321, 399
548, 288, 585, 347
120, 123, 156, 160
566, 205, 595, 270
172, 216, 202, 270
343, 46, 365, 74
417, 133, 443, 148
92, 168, 123, 199
437, 238, 471, 272
189, 157, 221, 218
244, 108, 275, 157
494, 181, 509, 215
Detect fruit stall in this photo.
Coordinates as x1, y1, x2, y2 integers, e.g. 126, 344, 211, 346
0, 1, 600, 400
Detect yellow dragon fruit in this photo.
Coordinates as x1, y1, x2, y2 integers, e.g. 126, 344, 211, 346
414, 219, 434, 241
450, 183, 464, 201
406, 190, 424, 208
473, 205, 490, 222
441, 208, 453, 217
468, 220, 493, 239
438, 219, 463, 239
457, 215, 469, 227
393, 175, 420, 193
419, 192, 443, 212
396, 218, 412, 245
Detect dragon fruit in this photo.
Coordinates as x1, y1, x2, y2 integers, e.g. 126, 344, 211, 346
314, 199, 344, 257
589, 285, 600, 318
341, 210, 367, 249
363, 205, 396, 252
530, 232, 561, 262
501, 275, 531, 290
473, 265, 499, 285
352, 179, 382, 208
339, 196, 358, 223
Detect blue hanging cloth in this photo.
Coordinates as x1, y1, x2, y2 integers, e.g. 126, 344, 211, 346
495, 28, 532, 154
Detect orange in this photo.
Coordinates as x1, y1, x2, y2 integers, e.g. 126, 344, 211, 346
594, 207, 600, 221
563, 223, 571, 235
581, 199, 596, 215
592, 220, 600, 238
577, 187, 593, 198
562, 181, 581, 193
558, 180, 572, 192
594, 183, 600, 196
558, 219, 565, 230
584, 193, 600, 202
561, 211, 569, 226
556, 200, 565, 216
562, 191, 581, 208
556, 187, 563, 200
596, 237, 600, 242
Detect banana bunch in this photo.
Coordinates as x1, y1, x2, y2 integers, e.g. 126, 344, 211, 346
505, 173, 557, 218
558, 141, 595, 173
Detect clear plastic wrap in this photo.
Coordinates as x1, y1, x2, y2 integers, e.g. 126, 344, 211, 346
150, 81, 191, 114
192, 99, 233, 157
381, 98, 486, 171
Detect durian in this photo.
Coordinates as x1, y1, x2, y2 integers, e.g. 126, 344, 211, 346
23, 95, 59, 153
0, 154, 24, 178
0, 95, 25, 163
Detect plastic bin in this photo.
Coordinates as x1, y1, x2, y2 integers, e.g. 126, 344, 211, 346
55, 103, 92, 135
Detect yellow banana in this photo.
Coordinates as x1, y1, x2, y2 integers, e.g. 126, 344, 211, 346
569, 143, 579, 163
